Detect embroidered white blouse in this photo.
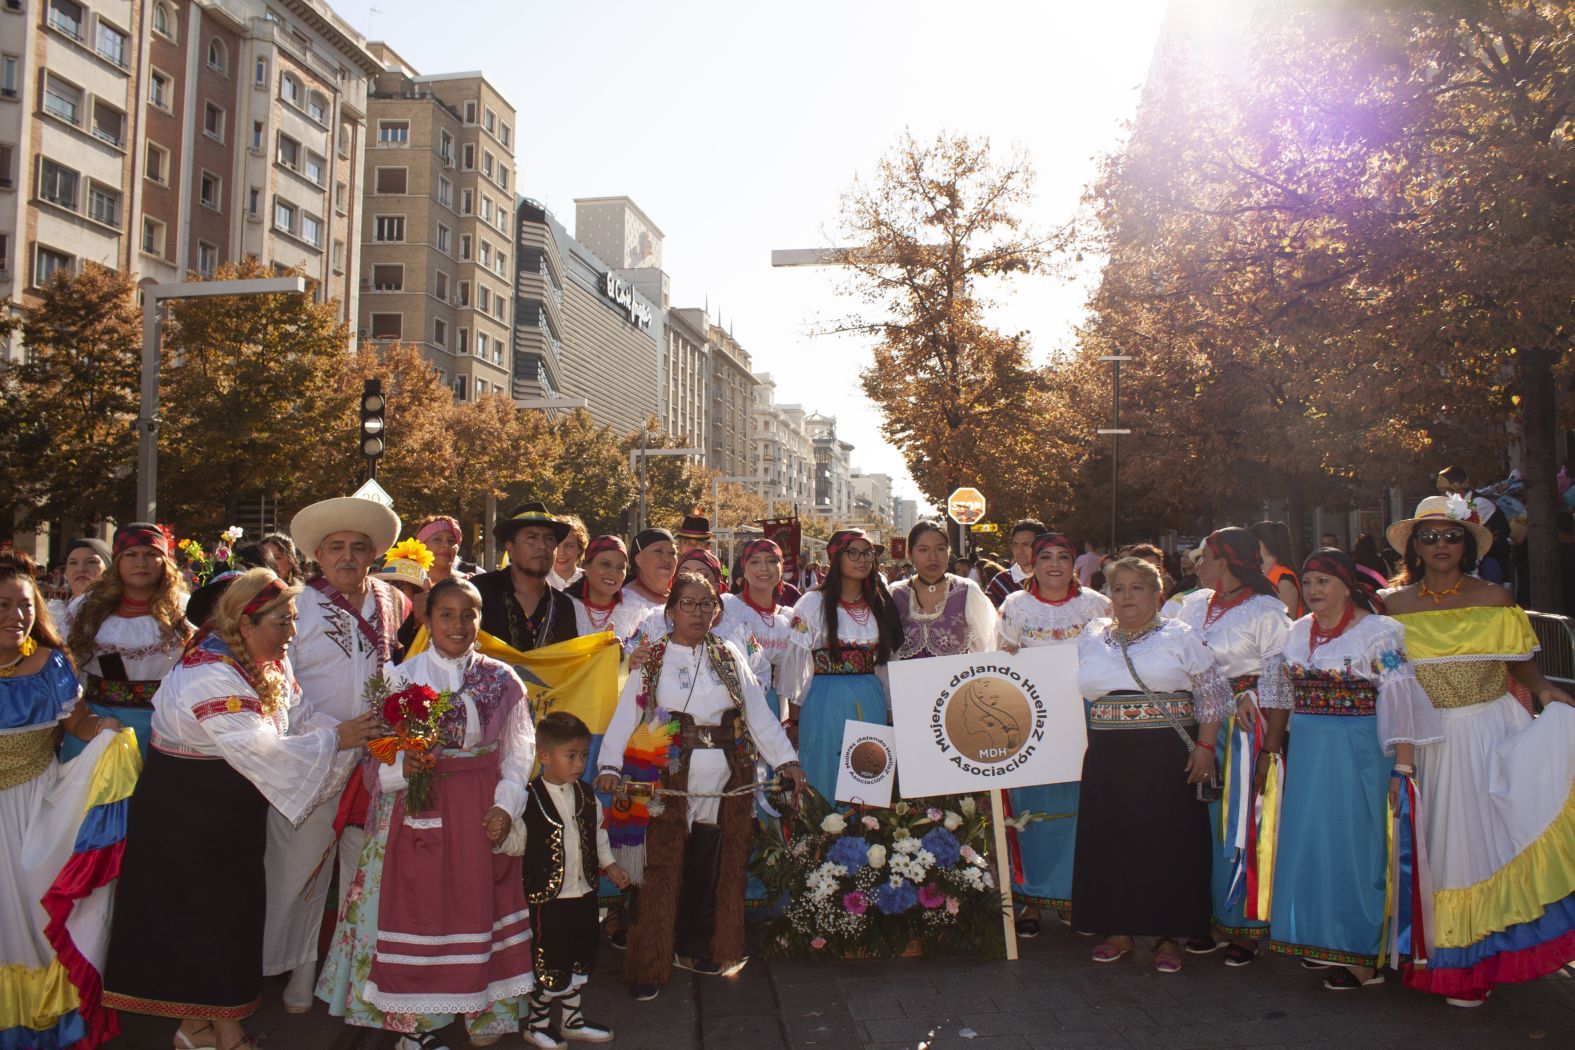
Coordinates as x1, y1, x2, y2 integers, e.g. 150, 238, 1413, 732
1075, 618, 1235, 724
65, 595, 186, 682
292, 583, 392, 725
1176, 592, 1294, 710
778, 590, 886, 705
997, 588, 1112, 650
1281, 613, 1444, 753
599, 637, 797, 826
148, 656, 354, 825
380, 648, 537, 820
716, 591, 795, 692
569, 595, 648, 645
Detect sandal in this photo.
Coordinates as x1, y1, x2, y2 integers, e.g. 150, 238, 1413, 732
1222, 943, 1258, 967
1090, 940, 1131, 964
1154, 941, 1183, 973
1323, 968, 1385, 991
1015, 916, 1041, 939
175, 1025, 216, 1050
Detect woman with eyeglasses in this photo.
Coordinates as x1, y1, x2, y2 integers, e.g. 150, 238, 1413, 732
1176, 528, 1293, 966
596, 572, 804, 1001
780, 530, 904, 800
994, 532, 1108, 937
1380, 496, 1575, 1007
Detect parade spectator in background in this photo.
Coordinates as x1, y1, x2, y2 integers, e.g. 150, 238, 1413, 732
549, 514, 589, 591
1252, 520, 1305, 616
985, 520, 1045, 608
1436, 465, 1471, 496
1074, 541, 1104, 588
259, 533, 305, 584
48, 537, 110, 625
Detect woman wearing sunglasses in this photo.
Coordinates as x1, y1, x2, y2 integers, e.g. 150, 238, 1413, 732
1381, 495, 1575, 1007
780, 529, 904, 800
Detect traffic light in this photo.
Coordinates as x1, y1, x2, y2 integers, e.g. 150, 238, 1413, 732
359, 379, 386, 476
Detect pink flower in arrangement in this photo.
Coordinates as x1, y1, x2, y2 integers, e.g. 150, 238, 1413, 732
945, 897, 960, 915
811, 936, 827, 950
843, 890, 869, 915
960, 845, 977, 862
862, 815, 880, 830
918, 883, 946, 909
926, 807, 944, 821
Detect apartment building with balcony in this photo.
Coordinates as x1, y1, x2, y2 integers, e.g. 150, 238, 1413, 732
358, 42, 514, 399
752, 371, 812, 510
661, 305, 706, 447
806, 411, 854, 520
0, 0, 379, 360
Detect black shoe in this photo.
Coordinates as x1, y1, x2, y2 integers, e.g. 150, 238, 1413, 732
1323, 968, 1384, 991
1015, 917, 1041, 939
1222, 943, 1258, 967
672, 955, 724, 975
561, 1019, 614, 1043
629, 983, 660, 1002
1184, 935, 1220, 955
607, 928, 627, 951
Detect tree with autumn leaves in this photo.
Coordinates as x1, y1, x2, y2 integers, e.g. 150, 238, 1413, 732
1071, 0, 1574, 607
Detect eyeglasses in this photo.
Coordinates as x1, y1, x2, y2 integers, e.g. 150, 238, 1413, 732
1415, 527, 1467, 547
675, 598, 719, 615
841, 548, 878, 563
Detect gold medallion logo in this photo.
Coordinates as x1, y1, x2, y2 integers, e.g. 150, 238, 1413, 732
942, 676, 1032, 764
849, 739, 890, 781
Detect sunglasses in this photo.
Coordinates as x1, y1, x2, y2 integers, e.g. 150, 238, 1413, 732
1415, 527, 1467, 547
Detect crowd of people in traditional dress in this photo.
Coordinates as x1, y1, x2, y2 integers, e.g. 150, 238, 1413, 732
3, 479, 1574, 1050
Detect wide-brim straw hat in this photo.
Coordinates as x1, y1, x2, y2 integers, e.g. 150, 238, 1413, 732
290, 497, 401, 559
1386, 494, 1493, 555
375, 558, 430, 589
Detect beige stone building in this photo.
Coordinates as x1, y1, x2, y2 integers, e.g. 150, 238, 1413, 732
358, 42, 514, 399
703, 317, 757, 478
662, 306, 706, 447
0, 0, 380, 360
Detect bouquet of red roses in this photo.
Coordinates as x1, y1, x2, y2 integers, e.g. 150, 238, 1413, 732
365, 676, 455, 812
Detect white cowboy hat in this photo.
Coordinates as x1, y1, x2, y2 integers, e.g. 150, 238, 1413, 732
1386, 494, 1493, 556
290, 496, 401, 559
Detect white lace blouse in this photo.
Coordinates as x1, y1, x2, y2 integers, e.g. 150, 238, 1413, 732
1176, 591, 1293, 710
997, 588, 1112, 649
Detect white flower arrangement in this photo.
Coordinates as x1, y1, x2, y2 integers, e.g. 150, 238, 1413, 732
820, 812, 847, 834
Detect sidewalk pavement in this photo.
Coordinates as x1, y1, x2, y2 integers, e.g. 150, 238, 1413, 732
115, 923, 1575, 1049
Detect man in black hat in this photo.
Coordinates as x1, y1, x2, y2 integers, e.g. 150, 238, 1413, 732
473, 502, 579, 650
673, 513, 713, 557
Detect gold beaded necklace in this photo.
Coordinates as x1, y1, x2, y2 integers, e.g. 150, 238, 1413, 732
1418, 577, 1465, 605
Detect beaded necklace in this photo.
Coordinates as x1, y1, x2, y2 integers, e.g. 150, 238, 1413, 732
741, 588, 779, 627
840, 597, 872, 628
1203, 586, 1251, 629
582, 596, 617, 631
1418, 576, 1464, 605
1307, 603, 1355, 658
1111, 616, 1163, 646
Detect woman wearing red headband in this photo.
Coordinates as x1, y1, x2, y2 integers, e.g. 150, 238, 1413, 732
1269, 549, 1441, 991
1381, 496, 1575, 1006
103, 569, 380, 1050
717, 538, 796, 715
996, 532, 1111, 937
567, 536, 644, 644
629, 548, 726, 652
63, 522, 191, 762
1177, 527, 1292, 965
780, 529, 904, 799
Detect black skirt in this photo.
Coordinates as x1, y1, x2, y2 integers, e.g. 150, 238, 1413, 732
1069, 723, 1211, 939
529, 893, 599, 998
102, 748, 269, 1019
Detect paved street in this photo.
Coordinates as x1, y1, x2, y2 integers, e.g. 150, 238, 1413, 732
115, 922, 1575, 1049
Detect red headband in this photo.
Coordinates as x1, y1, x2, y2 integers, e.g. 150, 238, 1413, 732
1302, 551, 1381, 612
585, 535, 627, 562
1206, 530, 1261, 584
826, 529, 869, 561
243, 578, 286, 617
742, 538, 782, 563
1028, 533, 1080, 597
113, 524, 172, 557
677, 547, 723, 578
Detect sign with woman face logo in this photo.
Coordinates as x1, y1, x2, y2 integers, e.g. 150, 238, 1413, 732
889, 646, 1087, 797
834, 720, 897, 807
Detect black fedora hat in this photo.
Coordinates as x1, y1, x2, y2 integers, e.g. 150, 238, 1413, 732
675, 513, 713, 540
493, 502, 572, 544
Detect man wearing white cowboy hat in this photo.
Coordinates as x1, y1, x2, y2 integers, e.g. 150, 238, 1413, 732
263, 495, 408, 1013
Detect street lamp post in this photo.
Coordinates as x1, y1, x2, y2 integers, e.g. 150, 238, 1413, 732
1096, 354, 1133, 552
136, 276, 309, 521
629, 441, 704, 534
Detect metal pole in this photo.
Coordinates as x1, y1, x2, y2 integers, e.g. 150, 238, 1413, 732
637, 431, 648, 535
484, 493, 497, 570
1111, 356, 1120, 552
135, 299, 163, 521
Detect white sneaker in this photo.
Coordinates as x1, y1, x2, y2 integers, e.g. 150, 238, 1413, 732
562, 1019, 614, 1043
282, 965, 315, 1014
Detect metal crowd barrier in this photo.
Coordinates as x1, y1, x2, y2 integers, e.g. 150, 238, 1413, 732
1526, 611, 1575, 692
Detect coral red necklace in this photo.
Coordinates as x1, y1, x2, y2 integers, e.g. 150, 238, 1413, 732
742, 589, 779, 626
583, 596, 617, 630
1203, 586, 1251, 629
1308, 603, 1355, 657
839, 598, 872, 627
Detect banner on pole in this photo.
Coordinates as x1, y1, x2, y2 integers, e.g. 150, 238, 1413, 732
889, 646, 1086, 798
757, 517, 802, 581
834, 720, 896, 807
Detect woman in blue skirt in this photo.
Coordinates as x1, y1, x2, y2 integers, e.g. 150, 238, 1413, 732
780, 530, 903, 800
1270, 549, 1441, 989
997, 533, 1110, 936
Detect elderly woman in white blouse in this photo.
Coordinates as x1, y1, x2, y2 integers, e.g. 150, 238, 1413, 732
1070, 557, 1230, 975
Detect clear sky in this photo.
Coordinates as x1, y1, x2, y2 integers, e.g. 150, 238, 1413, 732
362, 0, 1171, 508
